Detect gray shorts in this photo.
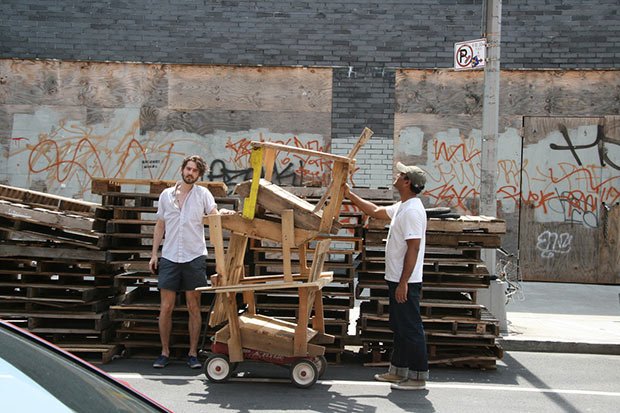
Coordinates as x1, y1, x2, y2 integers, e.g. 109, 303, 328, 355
158, 256, 208, 291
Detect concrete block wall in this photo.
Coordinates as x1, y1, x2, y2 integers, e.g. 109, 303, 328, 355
331, 134, 394, 189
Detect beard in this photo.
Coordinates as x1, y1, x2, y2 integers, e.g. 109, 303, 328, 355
182, 174, 199, 184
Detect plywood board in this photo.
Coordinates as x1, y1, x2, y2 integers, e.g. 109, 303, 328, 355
169, 65, 331, 112
139, 107, 331, 138
396, 69, 620, 116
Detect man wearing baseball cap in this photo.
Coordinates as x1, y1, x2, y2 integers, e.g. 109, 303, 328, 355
345, 161, 429, 390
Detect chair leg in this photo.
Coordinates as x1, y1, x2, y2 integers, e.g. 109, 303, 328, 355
281, 209, 294, 282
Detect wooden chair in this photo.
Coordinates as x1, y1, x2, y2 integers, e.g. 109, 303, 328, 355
198, 128, 373, 364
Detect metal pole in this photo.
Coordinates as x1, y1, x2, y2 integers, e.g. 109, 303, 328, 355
481, 0, 501, 274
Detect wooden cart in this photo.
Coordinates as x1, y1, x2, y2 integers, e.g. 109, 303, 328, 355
197, 128, 372, 387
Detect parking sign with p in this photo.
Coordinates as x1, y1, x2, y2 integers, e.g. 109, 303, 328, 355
454, 39, 486, 71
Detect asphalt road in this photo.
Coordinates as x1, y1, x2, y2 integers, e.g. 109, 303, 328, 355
102, 351, 620, 413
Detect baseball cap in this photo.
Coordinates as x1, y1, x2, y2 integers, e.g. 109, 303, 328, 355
396, 162, 426, 187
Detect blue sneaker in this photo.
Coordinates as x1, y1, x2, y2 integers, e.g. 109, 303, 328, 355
153, 355, 169, 368
187, 355, 201, 369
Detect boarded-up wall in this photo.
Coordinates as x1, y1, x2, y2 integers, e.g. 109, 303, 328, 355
0, 59, 332, 200
395, 69, 620, 283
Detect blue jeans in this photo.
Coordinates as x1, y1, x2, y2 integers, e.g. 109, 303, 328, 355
387, 281, 429, 378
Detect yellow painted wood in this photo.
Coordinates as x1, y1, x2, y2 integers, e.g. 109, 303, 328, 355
242, 147, 264, 219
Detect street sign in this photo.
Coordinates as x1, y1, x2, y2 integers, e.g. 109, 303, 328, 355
454, 38, 486, 71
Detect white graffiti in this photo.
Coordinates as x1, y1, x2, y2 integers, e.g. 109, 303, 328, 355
536, 231, 573, 259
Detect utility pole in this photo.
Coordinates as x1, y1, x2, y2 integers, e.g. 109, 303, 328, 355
481, 0, 502, 273
478, 0, 506, 331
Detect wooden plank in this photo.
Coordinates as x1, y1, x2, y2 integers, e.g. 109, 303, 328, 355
225, 292, 243, 362
214, 214, 316, 246
140, 107, 331, 138
253, 141, 352, 164
0, 200, 95, 232
207, 214, 227, 283
0, 60, 167, 107
236, 179, 332, 232
395, 69, 620, 116
319, 160, 347, 233
196, 272, 332, 294
427, 216, 506, 234
59, 61, 168, 108
295, 290, 310, 356
0, 244, 107, 261
241, 147, 263, 219
213, 314, 324, 357
0, 184, 98, 215
518, 204, 601, 283
523, 116, 603, 145
91, 178, 227, 197
168, 65, 332, 112
281, 209, 294, 282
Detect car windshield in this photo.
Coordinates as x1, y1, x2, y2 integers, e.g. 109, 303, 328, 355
0, 326, 166, 413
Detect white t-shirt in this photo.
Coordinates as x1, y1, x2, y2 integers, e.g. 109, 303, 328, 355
156, 184, 217, 263
384, 197, 427, 283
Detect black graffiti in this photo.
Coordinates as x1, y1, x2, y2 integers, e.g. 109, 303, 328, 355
208, 159, 300, 188
550, 124, 620, 170
544, 187, 599, 228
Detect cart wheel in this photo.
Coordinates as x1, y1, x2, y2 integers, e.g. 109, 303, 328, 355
312, 355, 327, 378
204, 354, 232, 383
290, 359, 318, 389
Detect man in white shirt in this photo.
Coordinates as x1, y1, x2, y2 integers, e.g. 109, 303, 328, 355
149, 155, 222, 369
345, 162, 429, 390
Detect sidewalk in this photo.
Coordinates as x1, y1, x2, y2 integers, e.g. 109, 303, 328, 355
498, 281, 620, 355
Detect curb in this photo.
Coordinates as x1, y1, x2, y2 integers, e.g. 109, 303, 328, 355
498, 338, 620, 356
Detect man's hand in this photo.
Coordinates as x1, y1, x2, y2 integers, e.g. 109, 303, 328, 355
149, 255, 158, 275
344, 183, 351, 199
395, 282, 408, 303
218, 208, 236, 215
210, 274, 219, 287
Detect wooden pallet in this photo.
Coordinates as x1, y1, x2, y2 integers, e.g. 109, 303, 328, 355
59, 343, 123, 364
0, 199, 96, 232
0, 216, 101, 249
0, 243, 108, 261
0, 184, 98, 216
91, 177, 228, 197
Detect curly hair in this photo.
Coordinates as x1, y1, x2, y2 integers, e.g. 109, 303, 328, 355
181, 155, 207, 178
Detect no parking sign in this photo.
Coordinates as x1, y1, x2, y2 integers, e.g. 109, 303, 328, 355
454, 38, 486, 71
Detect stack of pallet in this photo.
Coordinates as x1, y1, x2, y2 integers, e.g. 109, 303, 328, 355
0, 184, 123, 363
91, 178, 238, 358
357, 207, 506, 369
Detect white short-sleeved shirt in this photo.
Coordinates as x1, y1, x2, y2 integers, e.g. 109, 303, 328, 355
384, 197, 427, 283
156, 183, 217, 263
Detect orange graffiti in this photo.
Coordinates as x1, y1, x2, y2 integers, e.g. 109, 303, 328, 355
433, 139, 480, 162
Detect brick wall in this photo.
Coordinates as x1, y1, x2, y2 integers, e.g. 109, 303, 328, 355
2, 1, 617, 69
